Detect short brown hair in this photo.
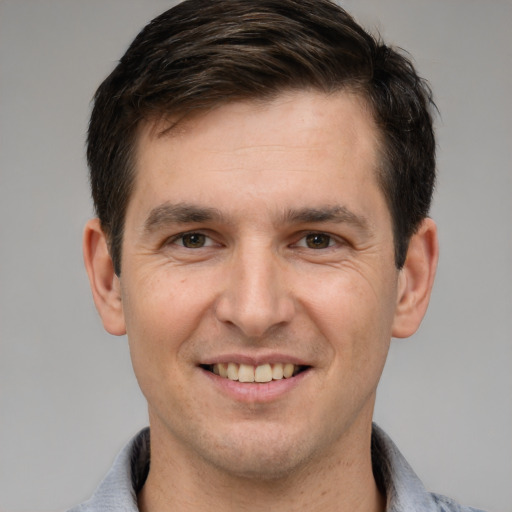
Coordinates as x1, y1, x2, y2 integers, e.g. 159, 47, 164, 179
88, 0, 436, 275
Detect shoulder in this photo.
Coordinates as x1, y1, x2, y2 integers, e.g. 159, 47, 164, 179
66, 428, 150, 512
431, 493, 487, 512
371, 424, 487, 512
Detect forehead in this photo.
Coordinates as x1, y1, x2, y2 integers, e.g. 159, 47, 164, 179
139, 90, 379, 164
130, 90, 385, 218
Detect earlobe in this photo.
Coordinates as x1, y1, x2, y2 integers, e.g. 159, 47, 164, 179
83, 218, 126, 336
392, 218, 439, 338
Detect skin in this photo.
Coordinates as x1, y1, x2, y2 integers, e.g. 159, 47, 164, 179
84, 90, 438, 512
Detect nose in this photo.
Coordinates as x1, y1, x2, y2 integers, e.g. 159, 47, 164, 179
215, 243, 295, 338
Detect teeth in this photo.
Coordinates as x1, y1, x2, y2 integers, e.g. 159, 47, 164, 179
227, 362, 239, 381
254, 363, 272, 383
211, 362, 302, 382
218, 362, 228, 378
283, 363, 295, 378
272, 363, 284, 380
238, 364, 255, 382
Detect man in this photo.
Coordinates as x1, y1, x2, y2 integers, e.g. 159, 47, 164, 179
72, 0, 484, 511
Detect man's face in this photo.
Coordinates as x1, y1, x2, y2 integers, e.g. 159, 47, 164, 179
118, 91, 401, 478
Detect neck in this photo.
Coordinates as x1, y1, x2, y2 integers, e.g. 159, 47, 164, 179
138, 420, 385, 512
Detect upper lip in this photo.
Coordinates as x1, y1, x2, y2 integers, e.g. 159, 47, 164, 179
198, 352, 311, 367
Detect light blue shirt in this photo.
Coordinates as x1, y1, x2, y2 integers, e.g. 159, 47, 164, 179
68, 424, 485, 512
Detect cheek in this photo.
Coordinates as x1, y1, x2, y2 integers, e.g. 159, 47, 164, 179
303, 269, 395, 364
124, 267, 211, 330
121, 271, 211, 376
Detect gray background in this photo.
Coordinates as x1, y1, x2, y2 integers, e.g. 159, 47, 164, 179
0, 1, 510, 511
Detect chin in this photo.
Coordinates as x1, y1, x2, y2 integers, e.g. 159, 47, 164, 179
196, 424, 318, 481
210, 448, 307, 482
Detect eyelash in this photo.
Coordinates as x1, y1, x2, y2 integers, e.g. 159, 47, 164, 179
167, 231, 343, 250
168, 232, 215, 249
294, 232, 338, 249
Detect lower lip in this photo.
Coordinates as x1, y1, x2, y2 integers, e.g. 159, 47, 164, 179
200, 367, 310, 403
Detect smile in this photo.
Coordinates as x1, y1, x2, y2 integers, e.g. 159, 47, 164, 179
202, 363, 307, 382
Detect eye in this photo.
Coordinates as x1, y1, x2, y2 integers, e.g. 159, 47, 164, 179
173, 232, 211, 248
297, 232, 335, 249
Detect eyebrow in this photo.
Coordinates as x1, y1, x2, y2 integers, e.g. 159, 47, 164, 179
284, 205, 370, 231
143, 202, 226, 234
143, 202, 370, 234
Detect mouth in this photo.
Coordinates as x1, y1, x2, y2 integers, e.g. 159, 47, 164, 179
200, 362, 310, 383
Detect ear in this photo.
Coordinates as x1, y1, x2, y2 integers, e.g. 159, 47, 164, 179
83, 218, 126, 336
392, 217, 439, 338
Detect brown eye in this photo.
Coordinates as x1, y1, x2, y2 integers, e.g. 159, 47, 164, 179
305, 233, 332, 249
181, 233, 206, 248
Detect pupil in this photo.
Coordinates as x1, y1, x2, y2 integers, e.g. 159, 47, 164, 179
306, 233, 330, 249
183, 233, 205, 248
